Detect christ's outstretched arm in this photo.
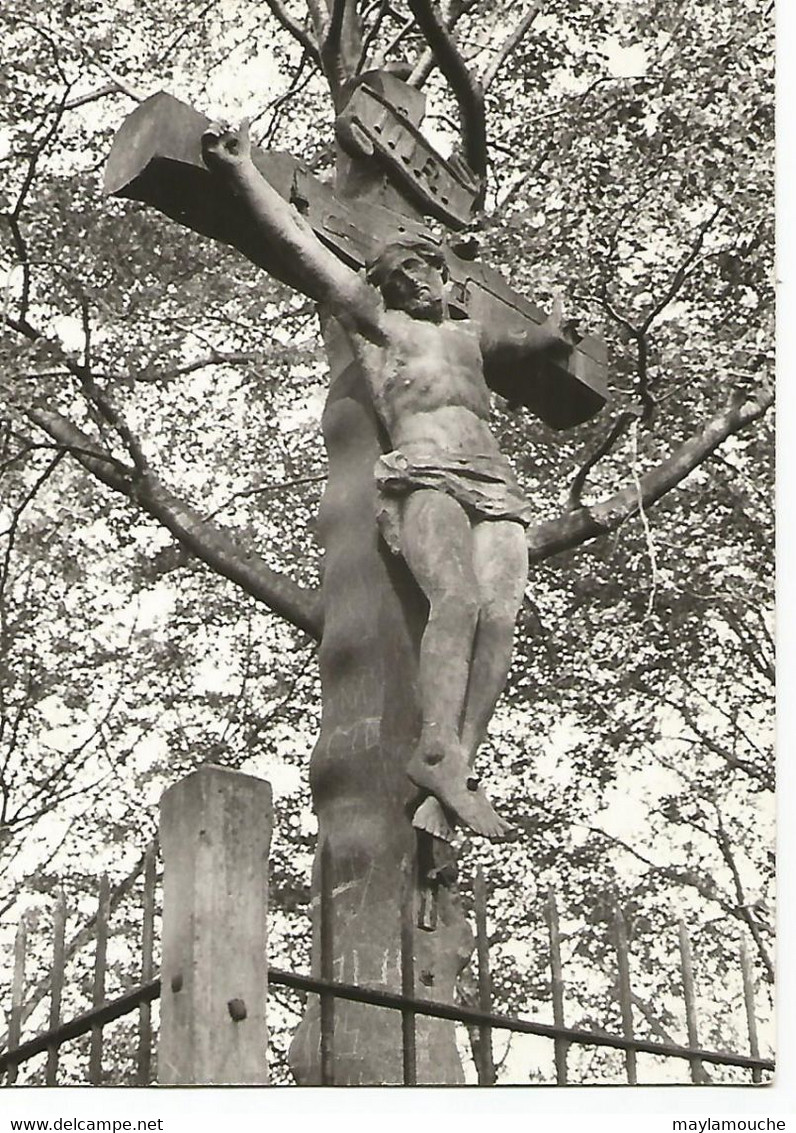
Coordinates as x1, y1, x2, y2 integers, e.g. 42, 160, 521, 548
201, 122, 386, 344
477, 299, 575, 369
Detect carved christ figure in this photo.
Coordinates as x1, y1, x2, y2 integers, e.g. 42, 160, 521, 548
202, 121, 574, 841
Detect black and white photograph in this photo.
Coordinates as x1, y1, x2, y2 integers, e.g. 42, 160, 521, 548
0, 0, 781, 1112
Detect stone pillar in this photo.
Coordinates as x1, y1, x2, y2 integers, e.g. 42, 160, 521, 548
159, 765, 273, 1084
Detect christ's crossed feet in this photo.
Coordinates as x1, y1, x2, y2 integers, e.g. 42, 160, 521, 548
407, 739, 514, 841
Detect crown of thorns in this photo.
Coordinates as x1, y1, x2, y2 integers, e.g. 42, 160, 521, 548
365, 239, 447, 287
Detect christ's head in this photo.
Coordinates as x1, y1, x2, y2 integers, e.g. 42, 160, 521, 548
366, 239, 448, 321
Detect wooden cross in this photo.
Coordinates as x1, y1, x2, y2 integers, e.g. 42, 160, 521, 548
103, 73, 613, 1081
104, 82, 608, 431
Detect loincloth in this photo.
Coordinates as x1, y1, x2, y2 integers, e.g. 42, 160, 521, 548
375, 446, 532, 555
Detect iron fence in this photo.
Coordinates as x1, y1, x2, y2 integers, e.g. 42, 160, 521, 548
0, 837, 775, 1086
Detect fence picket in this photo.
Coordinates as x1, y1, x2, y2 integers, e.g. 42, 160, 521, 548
740, 939, 762, 1084
5, 918, 27, 1086
546, 889, 568, 1085
678, 920, 706, 1084
319, 841, 335, 1086
89, 874, 110, 1086
474, 869, 495, 1085
137, 843, 156, 1085
614, 908, 637, 1085
46, 891, 67, 1086
400, 865, 417, 1085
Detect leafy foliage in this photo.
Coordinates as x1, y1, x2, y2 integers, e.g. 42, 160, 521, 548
0, 0, 772, 1084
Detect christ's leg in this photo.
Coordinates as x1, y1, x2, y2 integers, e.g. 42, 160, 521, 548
460, 519, 528, 766
400, 490, 512, 839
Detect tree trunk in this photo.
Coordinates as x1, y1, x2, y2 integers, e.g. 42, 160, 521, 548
288, 318, 472, 1084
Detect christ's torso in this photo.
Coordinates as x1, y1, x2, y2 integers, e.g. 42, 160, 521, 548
357, 310, 499, 456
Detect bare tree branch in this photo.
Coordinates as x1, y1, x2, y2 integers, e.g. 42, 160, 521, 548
636, 685, 773, 792
63, 83, 141, 111
567, 410, 639, 510
128, 351, 260, 384
406, 0, 487, 178
641, 206, 723, 333
374, 12, 417, 69
629, 991, 707, 1077
579, 824, 731, 909
72, 300, 148, 473
254, 54, 316, 147
480, 4, 540, 91
4, 625, 137, 830
527, 386, 774, 565
262, 0, 322, 68
676, 733, 773, 793
498, 78, 669, 214
5, 311, 323, 637
300, 0, 362, 97
407, 0, 479, 87
720, 604, 774, 685
676, 672, 769, 763
585, 296, 655, 422
18, 19, 146, 103
27, 406, 323, 640
325, 0, 347, 63
8, 773, 114, 834
3, 87, 72, 321
593, 292, 639, 340
0, 448, 64, 541
0, 818, 75, 916
155, 0, 226, 66
306, 0, 331, 39
356, 0, 393, 73
635, 332, 654, 422
205, 471, 327, 522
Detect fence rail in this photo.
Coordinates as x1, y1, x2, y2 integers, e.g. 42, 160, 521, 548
1, 981, 159, 1081
0, 964, 775, 1084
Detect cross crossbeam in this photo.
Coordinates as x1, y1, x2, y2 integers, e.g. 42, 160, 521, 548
105, 92, 608, 430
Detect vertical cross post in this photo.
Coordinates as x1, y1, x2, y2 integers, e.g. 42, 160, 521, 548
159, 765, 273, 1085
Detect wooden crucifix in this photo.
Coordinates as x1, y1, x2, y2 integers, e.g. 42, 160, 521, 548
105, 74, 608, 1085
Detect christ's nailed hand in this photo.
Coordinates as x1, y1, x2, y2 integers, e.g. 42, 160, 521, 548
543, 294, 576, 358
201, 119, 252, 171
